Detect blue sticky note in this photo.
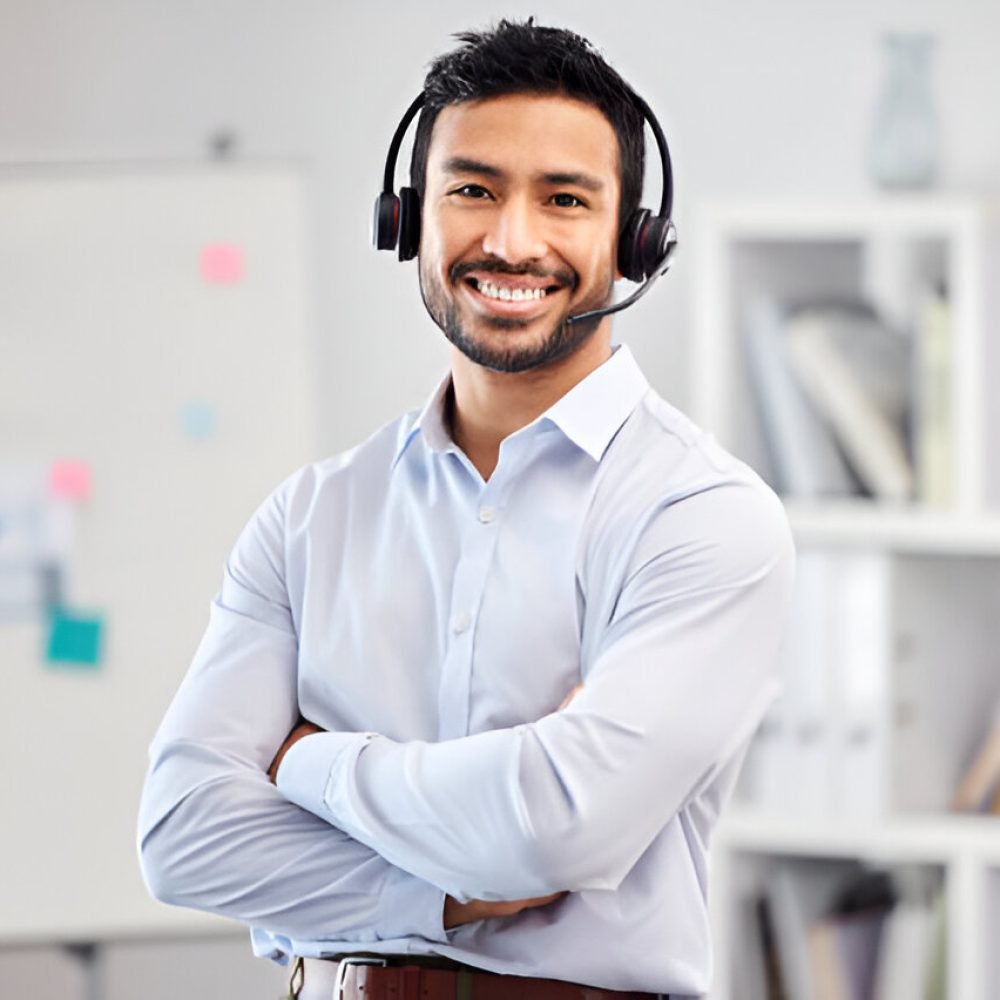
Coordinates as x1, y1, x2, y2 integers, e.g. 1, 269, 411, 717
179, 401, 218, 441
45, 609, 104, 668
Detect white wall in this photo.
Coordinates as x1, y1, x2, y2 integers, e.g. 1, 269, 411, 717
3, 0, 997, 454
1, 2, 998, 998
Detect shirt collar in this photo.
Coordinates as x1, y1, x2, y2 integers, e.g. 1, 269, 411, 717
393, 344, 649, 467
393, 372, 455, 466
540, 344, 648, 461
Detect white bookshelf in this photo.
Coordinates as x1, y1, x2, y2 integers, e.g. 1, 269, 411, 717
784, 501, 1000, 555
693, 197, 1000, 1000
717, 811, 1000, 865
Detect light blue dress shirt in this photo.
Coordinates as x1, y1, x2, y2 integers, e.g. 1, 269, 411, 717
139, 345, 794, 998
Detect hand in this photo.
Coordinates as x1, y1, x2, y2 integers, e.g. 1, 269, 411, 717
443, 891, 566, 929
559, 683, 583, 710
268, 717, 324, 783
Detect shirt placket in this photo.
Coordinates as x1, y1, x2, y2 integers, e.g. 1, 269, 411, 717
436, 485, 506, 741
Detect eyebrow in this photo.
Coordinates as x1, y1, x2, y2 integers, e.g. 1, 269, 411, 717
442, 157, 503, 179
539, 171, 604, 193
442, 157, 605, 193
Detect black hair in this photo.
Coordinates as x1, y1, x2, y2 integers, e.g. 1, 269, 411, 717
409, 19, 646, 229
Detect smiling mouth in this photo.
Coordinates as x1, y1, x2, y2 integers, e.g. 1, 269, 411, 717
462, 274, 569, 310
468, 277, 557, 302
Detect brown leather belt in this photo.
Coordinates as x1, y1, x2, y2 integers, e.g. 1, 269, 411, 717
296, 956, 669, 1000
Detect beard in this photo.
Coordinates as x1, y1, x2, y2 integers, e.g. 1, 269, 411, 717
419, 258, 614, 374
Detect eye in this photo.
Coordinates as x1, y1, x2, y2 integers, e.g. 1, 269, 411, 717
451, 184, 492, 200
551, 192, 585, 209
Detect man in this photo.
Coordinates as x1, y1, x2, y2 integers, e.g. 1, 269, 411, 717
139, 20, 794, 1000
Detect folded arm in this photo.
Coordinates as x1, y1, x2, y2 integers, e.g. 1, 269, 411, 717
276, 484, 795, 901
137, 486, 446, 943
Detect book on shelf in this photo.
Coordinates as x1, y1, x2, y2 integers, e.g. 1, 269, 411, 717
808, 908, 886, 1000
750, 865, 944, 1000
872, 898, 938, 1000
951, 700, 1000, 813
782, 300, 915, 502
755, 894, 789, 1000
764, 863, 856, 1000
922, 893, 948, 1000
812, 870, 895, 1000
743, 296, 860, 499
913, 283, 953, 508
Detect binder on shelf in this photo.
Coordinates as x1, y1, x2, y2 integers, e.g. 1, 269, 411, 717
740, 551, 890, 820
780, 552, 836, 817
737, 551, 832, 814
737, 702, 791, 812
826, 553, 890, 820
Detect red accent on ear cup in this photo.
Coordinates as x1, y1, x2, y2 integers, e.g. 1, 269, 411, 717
373, 191, 401, 251
618, 208, 676, 282
639, 216, 675, 278
397, 186, 421, 261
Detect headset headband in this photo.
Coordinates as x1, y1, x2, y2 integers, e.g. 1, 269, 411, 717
379, 90, 673, 221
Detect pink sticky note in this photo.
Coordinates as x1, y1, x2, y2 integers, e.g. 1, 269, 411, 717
200, 243, 244, 284
50, 460, 92, 501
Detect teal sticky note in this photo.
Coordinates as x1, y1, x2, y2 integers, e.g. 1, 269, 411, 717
45, 610, 104, 668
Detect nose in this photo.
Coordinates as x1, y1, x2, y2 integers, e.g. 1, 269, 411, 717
481, 196, 548, 264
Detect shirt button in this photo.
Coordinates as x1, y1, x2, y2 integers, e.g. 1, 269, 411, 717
452, 612, 472, 634
478, 506, 496, 524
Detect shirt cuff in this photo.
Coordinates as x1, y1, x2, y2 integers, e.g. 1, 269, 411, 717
377, 865, 450, 942
276, 731, 449, 943
276, 730, 372, 822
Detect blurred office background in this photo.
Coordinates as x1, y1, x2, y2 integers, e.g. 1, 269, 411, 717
1, 2, 998, 998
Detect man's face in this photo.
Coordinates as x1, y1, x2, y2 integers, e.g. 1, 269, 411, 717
418, 93, 621, 374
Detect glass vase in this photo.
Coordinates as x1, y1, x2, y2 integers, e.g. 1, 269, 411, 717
869, 33, 939, 189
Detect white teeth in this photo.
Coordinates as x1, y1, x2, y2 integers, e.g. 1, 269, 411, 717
476, 280, 547, 302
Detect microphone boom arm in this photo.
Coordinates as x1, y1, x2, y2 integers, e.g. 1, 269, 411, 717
566, 232, 677, 326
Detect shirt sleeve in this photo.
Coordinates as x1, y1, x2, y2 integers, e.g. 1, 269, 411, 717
276, 480, 795, 901
137, 476, 447, 944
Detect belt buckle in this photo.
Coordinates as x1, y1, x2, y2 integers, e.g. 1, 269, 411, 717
334, 956, 389, 1000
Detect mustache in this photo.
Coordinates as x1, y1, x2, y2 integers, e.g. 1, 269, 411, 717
450, 259, 577, 289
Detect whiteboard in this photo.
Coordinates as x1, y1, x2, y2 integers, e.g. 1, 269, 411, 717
0, 167, 318, 941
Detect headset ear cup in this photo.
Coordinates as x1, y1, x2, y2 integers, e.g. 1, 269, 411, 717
617, 208, 651, 282
397, 186, 421, 261
640, 216, 677, 277
373, 191, 400, 251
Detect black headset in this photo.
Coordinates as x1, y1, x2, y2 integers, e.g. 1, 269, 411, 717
373, 90, 678, 324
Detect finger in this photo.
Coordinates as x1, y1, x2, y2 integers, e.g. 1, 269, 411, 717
558, 684, 583, 710
519, 891, 567, 908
